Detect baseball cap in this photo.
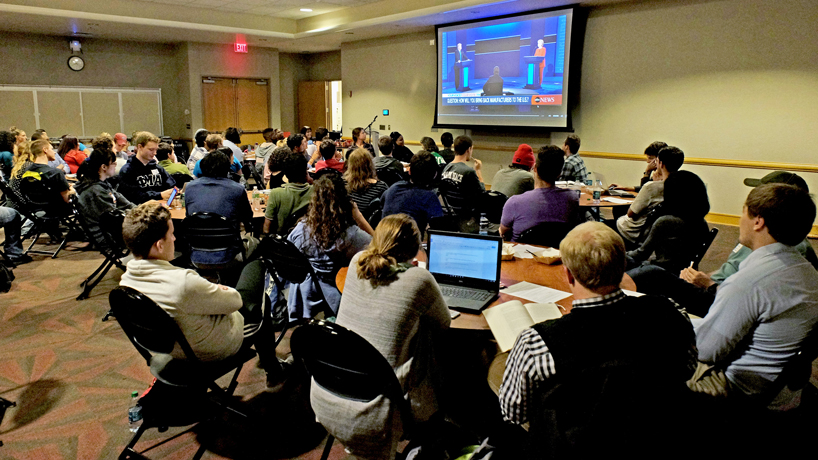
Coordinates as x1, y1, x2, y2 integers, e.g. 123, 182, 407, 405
114, 133, 127, 143
512, 144, 535, 168
743, 171, 808, 192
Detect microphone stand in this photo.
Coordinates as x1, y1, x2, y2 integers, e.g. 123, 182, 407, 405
365, 115, 378, 141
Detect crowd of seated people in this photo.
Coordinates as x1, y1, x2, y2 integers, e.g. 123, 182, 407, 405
2, 121, 818, 459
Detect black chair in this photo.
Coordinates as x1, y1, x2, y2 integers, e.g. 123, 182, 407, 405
367, 197, 382, 229
16, 175, 83, 258
241, 162, 265, 190
110, 286, 256, 460
291, 319, 414, 460
71, 198, 129, 301
479, 190, 507, 223
517, 221, 575, 248
688, 227, 719, 270
257, 234, 335, 320
183, 212, 243, 276
170, 172, 193, 188
375, 167, 406, 187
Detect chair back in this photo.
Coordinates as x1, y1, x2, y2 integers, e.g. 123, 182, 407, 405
19, 174, 54, 211
760, 322, 818, 406
479, 190, 507, 223
99, 209, 128, 251
291, 319, 411, 422
183, 212, 241, 253
517, 221, 574, 248
109, 286, 198, 363
241, 163, 265, 190
171, 173, 193, 188
438, 178, 473, 217
376, 167, 406, 187
258, 234, 313, 285
636, 203, 666, 243
689, 227, 719, 270
367, 198, 382, 228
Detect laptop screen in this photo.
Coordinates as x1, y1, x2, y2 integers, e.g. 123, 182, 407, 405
427, 232, 502, 284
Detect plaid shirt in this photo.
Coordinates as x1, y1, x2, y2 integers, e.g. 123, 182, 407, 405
498, 290, 627, 424
558, 153, 587, 183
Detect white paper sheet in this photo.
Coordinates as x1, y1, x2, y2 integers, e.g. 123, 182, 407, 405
512, 244, 541, 259
504, 281, 572, 303
622, 289, 645, 297
602, 197, 632, 204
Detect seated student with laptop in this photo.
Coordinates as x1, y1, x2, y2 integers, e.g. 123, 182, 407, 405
311, 214, 450, 459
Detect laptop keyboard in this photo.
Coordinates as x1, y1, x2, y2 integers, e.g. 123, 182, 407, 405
442, 286, 493, 301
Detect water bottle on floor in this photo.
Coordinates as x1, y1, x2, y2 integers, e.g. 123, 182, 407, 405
128, 391, 143, 433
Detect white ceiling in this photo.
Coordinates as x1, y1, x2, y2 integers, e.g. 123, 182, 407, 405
0, 0, 634, 53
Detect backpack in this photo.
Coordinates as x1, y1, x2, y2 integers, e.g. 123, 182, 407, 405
0, 262, 14, 293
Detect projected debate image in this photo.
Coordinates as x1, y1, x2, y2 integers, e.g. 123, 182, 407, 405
435, 7, 576, 129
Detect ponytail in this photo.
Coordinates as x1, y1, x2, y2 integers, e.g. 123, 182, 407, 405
78, 147, 116, 183
356, 213, 421, 286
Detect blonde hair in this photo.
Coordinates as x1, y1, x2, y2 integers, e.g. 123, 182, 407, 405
133, 131, 159, 148
10, 140, 48, 178
205, 134, 223, 151
343, 148, 378, 193
559, 222, 625, 292
357, 214, 420, 286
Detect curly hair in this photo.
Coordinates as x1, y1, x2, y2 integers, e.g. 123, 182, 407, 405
305, 173, 354, 250
343, 148, 378, 193
0, 130, 16, 153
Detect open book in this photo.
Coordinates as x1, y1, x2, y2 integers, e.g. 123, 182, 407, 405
483, 300, 563, 352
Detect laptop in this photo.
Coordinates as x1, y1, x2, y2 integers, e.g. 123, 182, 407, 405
426, 230, 503, 312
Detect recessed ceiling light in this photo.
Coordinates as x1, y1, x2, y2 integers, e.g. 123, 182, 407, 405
300, 8, 313, 12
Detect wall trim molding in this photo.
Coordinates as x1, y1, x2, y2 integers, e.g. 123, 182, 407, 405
707, 212, 818, 239
582, 151, 818, 173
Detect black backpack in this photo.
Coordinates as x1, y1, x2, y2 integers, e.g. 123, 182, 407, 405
0, 262, 14, 293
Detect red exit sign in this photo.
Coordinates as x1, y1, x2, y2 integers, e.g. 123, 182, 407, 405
235, 43, 248, 53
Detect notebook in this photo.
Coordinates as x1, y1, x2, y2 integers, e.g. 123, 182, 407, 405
426, 230, 503, 312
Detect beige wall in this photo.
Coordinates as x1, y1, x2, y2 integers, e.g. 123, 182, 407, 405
0, 32, 187, 137
277, 51, 341, 133
185, 42, 281, 138
339, 0, 818, 224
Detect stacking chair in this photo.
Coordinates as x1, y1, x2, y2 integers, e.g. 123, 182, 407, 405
367, 197, 382, 229
170, 172, 193, 189
688, 227, 719, 270
480, 190, 507, 223
17, 175, 83, 258
257, 234, 334, 320
110, 286, 256, 460
291, 319, 414, 460
241, 162, 265, 190
376, 167, 407, 187
71, 199, 129, 301
183, 212, 243, 280
517, 221, 575, 248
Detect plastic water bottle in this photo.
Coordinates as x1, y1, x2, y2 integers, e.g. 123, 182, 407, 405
252, 186, 260, 211
128, 391, 143, 432
180, 192, 185, 209
479, 213, 489, 235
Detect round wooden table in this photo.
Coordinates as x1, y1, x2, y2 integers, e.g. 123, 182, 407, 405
335, 245, 636, 330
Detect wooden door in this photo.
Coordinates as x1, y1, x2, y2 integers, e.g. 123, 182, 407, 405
202, 78, 236, 133
298, 81, 329, 131
237, 79, 269, 133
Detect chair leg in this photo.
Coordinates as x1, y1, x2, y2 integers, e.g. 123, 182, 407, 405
78, 259, 115, 300
102, 310, 115, 322
320, 434, 335, 460
119, 423, 149, 460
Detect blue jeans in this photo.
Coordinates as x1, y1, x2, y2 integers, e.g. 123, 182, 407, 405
0, 206, 24, 258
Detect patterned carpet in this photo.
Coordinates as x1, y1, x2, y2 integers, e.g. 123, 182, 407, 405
1, 225, 816, 459
0, 240, 349, 460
